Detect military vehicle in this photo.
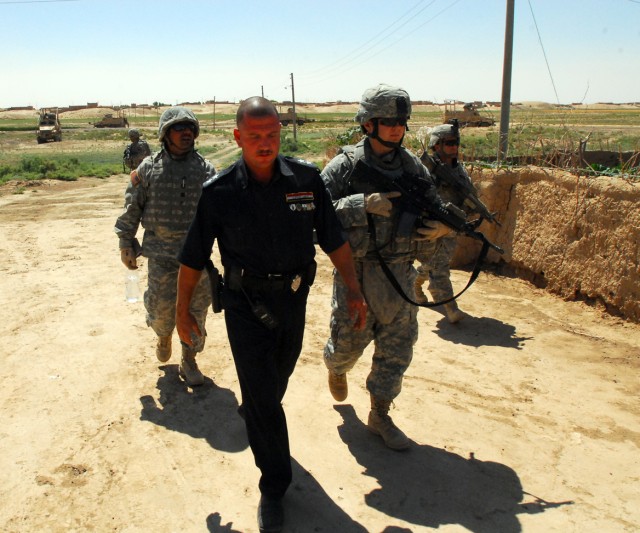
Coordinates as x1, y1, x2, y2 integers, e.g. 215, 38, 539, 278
36, 109, 62, 144
278, 107, 315, 127
94, 111, 129, 128
443, 102, 495, 127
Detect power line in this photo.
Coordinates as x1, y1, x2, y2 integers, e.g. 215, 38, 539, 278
527, 0, 560, 104
298, 0, 461, 87
301, 0, 434, 78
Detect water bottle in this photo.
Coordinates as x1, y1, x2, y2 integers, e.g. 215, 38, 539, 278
125, 272, 141, 303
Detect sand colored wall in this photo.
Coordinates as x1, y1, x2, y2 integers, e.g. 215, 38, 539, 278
452, 167, 640, 322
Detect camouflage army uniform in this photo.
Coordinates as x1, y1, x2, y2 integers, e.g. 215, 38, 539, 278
416, 154, 473, 300
322, 138, 437, 402
415, 124, 479, 323
124, 137, 152, 171
115, 109, 214, 354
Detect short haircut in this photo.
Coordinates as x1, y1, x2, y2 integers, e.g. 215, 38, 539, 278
236, 96, 279, 126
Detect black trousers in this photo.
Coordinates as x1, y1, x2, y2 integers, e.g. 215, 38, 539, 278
223, 283, 309, 498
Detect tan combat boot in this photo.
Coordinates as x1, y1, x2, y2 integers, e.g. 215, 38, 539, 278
179, 346, 204, 386
156, 335, 172, 362
444, 302, 468, 324
367, 396, 410, 451
328, 370, 348, 402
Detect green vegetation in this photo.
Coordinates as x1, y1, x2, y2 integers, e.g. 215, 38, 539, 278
0, 155, 119, 185
0, 105, 638, 186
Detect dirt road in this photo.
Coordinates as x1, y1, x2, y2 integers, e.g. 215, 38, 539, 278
0, 175, 638, 532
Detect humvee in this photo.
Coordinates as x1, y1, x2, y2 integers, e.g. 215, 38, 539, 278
94, 112, 129, 128
443, 102, 495, 127
36, 109, 62, 144
278, 108, 315, 127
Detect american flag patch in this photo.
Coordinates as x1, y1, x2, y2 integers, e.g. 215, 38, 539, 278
286, 192, 314, 203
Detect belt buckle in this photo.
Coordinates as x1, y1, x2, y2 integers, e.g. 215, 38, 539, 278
290, 274, 301, 293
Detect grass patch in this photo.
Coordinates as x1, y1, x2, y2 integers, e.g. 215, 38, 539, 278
0, 155, 120, 184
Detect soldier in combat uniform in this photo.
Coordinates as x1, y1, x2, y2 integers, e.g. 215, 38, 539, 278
414, 123, 478, 323
115, 107, 215, 386
321, 84, 450, 451
123, 128, 152, 171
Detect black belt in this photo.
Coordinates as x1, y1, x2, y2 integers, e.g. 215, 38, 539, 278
225, 262, 316, 293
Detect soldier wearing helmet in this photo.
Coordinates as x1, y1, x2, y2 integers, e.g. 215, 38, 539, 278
414, 121, 479, 324
321, 84, 450, 451
115, 107, 216, 386
123, 128, 151, 171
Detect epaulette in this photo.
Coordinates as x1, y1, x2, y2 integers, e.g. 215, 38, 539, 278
203, 165, 232, 188
283, 155, 319, 170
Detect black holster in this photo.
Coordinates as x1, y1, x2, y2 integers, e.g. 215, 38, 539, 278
205, 260, 224, 313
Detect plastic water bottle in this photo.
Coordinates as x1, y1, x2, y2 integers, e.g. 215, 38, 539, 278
125, 272, 141, 303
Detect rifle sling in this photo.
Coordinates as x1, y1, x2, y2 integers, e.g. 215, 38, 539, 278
368, 214, 489, 308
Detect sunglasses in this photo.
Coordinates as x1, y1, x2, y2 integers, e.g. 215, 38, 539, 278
171, 123, 196, 132
442, 139, 460, 147
378, 117, 408, 127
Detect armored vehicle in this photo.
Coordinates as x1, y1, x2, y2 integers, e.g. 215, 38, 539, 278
443, 102, 495, 127
278, 107, 315, 127
94, 112, 130, 128
36, 109, 62, 143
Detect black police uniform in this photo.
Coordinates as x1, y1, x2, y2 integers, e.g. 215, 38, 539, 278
178, 155, 345, 499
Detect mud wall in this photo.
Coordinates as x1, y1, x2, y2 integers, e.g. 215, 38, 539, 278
452, 167, 640, 322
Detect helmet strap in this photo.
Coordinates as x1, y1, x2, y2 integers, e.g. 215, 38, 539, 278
368, 119, 404, 149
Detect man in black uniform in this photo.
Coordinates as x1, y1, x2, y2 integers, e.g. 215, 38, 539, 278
176, 96, 366, 533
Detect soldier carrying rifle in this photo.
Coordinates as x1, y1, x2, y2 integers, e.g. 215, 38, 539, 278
415, 120, 500, 323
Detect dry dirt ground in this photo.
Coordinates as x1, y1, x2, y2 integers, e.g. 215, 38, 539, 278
1, 175, 639, 533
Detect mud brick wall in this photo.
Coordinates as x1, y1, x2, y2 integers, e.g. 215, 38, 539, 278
451, 167, 640, 322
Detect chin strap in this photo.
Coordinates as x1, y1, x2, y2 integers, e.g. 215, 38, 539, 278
368, 119, 405, 150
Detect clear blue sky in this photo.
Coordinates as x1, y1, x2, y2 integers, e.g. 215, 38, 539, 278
2, 0, 639, 108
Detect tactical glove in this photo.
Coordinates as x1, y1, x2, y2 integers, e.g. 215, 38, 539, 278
121, 248, 138, 270
365, 191, 401, 217
415, 221, 453, 241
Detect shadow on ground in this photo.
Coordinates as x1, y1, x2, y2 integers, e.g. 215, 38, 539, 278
429, 311, 531, 349
139, 363, 247, 453
334, 404, 572, 532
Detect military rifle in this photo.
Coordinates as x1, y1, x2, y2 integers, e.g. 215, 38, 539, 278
423, 118, 500, 226
351, 160, 504, 255
422, 152, 500, 226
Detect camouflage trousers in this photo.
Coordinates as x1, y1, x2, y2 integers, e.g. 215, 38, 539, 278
144, 256, 211, 352
415, 235, 457, 302
324, 261, 418, 402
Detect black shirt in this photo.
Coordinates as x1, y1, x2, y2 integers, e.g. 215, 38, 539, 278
178, 155, 345, 275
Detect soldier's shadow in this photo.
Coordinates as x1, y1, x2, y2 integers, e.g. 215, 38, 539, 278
428, 312, 531, 349
139, 364, 248, 453
335, 405, 572, 533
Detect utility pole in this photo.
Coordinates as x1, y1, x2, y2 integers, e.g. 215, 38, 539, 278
498, 0, 515, 163
261, 85, 264, 98
290, 72, 297, 142
213, 96, 216, 129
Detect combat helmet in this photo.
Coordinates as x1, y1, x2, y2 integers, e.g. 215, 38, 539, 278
428, 122, 460, 149
157, 106, 200, 142
354, 84, 412, 125
355, 84, 411, 148
128, 128, 140, 141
